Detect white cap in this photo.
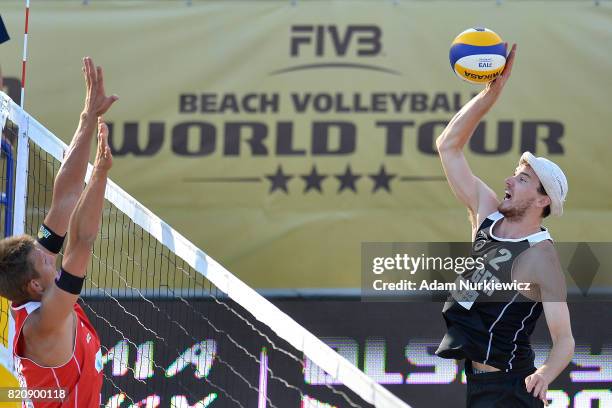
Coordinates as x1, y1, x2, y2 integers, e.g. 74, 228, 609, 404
519, 152, 568, 216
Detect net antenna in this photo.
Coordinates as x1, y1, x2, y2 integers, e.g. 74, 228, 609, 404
21, 0, 30, 109
1, 92, 410, 408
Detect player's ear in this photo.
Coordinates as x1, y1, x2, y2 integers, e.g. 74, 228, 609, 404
536, 194, 551, 209
25, 277, 44, 297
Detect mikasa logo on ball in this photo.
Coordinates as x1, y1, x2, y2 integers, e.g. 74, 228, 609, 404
464, 71, 500, 81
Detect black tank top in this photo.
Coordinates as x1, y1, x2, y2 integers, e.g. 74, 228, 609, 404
435, 211, 551, 371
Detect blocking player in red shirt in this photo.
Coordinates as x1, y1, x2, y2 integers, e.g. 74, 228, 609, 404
0, 57, 117, 407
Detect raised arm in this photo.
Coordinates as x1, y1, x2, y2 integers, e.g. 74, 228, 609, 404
435, 44, 517, 228
37, 118, 113, 331
42, 57, 117, 239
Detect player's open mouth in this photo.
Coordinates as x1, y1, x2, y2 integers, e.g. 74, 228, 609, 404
504, 190, 512, 200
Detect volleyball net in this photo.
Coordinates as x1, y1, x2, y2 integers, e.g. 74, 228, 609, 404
0, 91, 409, 408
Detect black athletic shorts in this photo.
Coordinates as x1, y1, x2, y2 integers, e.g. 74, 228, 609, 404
465, 361, 544, 408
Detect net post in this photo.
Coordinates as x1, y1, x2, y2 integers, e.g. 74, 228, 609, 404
9, 106, 30, 376
13, 115, 29, 236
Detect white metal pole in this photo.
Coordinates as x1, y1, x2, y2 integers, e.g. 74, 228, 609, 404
12, 113, 28, 237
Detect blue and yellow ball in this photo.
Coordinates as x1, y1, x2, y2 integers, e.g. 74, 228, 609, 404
449, 27, 506, 84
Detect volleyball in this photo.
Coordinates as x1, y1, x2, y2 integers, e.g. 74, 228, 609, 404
449, 27, 507, 84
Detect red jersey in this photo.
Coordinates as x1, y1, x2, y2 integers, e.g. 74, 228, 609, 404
12, 301, 103, 408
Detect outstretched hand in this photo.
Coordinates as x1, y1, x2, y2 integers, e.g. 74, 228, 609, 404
82, 57, 118, 116
484, 43, 517, 97
94, 117, 113, 172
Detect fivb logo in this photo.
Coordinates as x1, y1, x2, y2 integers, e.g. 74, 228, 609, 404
271, 24, 398, 75
290, 25, 382, 57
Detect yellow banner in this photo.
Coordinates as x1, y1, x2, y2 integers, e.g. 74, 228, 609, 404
0, 1, 610, 288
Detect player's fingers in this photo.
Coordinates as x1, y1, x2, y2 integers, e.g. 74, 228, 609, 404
538, 387, 547, 402
105, 146, 113, 164
99, 122, 108, 139
85, 57, 91, 80
532, 379, 543, 398
88, 57, 98, 87
82, 58, 91, 88
493, 44, 516, 86
97, 66, 104, 93
504, 44, 517, 75
99, 128, 109, 159
102, 125, 109, 143
99, 95, 119, 114
507, 43, 517, 64
97, 117, 108, 143
524, 375, 533, 392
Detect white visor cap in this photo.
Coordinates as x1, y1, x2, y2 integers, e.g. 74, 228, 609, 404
519, 151, 568, 216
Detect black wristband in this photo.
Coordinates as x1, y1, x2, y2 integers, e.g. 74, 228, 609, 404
36, 223, 66, 254
55, 268, 85, 295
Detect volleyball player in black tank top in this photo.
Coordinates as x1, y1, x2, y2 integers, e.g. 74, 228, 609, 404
434, 44, 574, 407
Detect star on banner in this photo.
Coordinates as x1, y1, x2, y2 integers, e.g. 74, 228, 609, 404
369, 165, 396, 193
301, 166, 327, 193
335, 165, 361, 193
265, 165, 293, 194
